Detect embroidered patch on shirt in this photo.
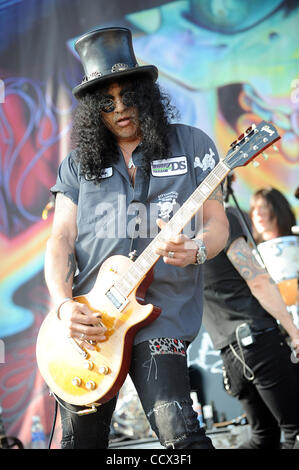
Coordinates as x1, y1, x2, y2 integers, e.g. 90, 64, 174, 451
194, 148, 216, 171
157, 191, 179, 220
149, 338, 186, 356
101, 167, 113, 178
151, 156, 187, 177
83, 167, 113, 181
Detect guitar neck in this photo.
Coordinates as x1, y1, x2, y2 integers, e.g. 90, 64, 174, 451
115, 159, 230, 297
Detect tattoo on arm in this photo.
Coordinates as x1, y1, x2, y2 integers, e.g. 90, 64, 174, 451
66, 253, 76, 283
227, 238, 266, 281
196, 218, 211, 237
208, 186, 224, 204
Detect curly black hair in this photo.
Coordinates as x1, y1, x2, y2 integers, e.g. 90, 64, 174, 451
71, 75, 178, 182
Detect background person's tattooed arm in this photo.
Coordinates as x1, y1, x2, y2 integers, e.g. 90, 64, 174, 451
227, 237, 299, 351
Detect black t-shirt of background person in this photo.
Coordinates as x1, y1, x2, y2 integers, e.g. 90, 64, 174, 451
203, 206, 277, 350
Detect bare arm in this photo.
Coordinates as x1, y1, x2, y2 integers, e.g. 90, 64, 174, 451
200, 186, 229, 259
227, 236, 299, 350
155, 186, 229, 266
44, 193, 106, 345
44, 193, 78, 303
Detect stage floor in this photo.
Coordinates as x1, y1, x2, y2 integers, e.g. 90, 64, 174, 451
109, 425, 252, 449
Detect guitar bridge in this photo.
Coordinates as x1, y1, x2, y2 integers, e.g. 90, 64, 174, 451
105, 285, 129, 312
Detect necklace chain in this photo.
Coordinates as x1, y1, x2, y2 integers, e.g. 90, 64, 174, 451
128, 157, 135, 169
119, 146, 136, 183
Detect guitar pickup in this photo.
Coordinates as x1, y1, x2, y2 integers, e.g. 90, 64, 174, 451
105, 286, 129, 312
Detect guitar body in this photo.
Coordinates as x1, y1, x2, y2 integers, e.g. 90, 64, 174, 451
36, 255, 161, 406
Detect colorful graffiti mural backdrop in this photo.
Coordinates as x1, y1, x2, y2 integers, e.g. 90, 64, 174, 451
0, 0, 298, 448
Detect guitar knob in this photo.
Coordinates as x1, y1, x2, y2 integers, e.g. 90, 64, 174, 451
86, 380, 96, 390
98, 366, 109, 375
72, 377, 82, 387
84, 361, 94, 370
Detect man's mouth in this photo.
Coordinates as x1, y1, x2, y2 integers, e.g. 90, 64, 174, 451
116, 116, 132, 127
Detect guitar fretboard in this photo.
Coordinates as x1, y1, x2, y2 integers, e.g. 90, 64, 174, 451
114, 160, 230, 298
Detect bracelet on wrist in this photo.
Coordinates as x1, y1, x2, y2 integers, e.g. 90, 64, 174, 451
55, 297, 73, 320
192, 238, 207, 265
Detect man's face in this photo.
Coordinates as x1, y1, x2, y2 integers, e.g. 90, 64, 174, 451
100, 82, 140, 144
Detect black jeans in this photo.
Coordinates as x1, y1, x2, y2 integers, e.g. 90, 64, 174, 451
59, 338, 214, 449
221, 328, 299, 449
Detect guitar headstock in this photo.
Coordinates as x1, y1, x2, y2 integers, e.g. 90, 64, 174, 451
224, 121, 280, 170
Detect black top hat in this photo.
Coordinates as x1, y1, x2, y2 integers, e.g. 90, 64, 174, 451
72, 27, 158, 97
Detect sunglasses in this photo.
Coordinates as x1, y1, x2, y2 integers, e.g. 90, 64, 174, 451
100, 91, 137, 113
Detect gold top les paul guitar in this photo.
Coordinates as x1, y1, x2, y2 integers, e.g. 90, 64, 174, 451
36, 121, 280, 410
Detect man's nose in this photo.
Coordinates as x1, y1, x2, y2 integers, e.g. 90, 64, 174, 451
114, 97, 126, 112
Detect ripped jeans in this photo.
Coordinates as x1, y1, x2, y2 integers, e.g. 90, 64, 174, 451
59, 338, 214, 449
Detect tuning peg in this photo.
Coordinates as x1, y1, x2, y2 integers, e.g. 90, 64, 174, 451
262, 153, 269, 160
246, 124, 256, 134
253, 161, 260, 167
272, 145, 279, 152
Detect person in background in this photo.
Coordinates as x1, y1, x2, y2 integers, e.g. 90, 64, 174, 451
250, 187, 298, 307
250, 187, 296, 243
202, 179, 299, 449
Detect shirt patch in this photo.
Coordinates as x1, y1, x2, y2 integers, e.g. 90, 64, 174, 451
194, 148, 216, 171
101, 167, 113, 178
83, 167, 113, 181
151, 156, 187, 177
157, 191, 179, 220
